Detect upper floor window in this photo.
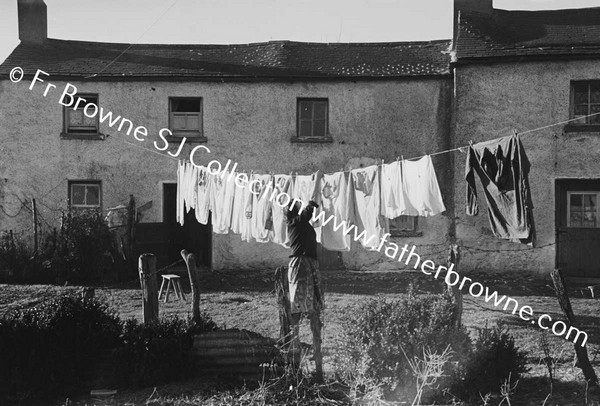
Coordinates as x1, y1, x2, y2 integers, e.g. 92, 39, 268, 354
297, 98, 329, 139
169, 97, 203, 137
571, 81, 600, 126
69, 181, 101, 210
63, 93, 101, 139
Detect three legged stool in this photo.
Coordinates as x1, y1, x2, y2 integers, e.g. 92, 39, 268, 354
158, 274, 186, 303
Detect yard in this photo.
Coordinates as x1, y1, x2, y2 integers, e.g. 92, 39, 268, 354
1, 268, 600, 405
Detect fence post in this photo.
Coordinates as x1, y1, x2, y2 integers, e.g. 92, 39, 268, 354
550, 268, 598, 387
181, 249, 201, 323
139, 253, 158, 323
447, 244, 463, 328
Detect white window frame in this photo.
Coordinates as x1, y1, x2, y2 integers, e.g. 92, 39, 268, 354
297, 98, 329, 138
169, 97, 203, 136
64, 93, 99, 134
69, 181, 102, 209
566, 190, 600, 228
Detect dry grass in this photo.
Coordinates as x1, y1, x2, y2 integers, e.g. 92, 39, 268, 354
2, 268, 600, 405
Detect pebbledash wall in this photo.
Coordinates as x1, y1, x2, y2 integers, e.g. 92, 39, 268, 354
0, 77, 453, 271
453, 59, 600, 273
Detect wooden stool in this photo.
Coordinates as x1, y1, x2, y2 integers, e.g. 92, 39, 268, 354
158, 274, 186, 303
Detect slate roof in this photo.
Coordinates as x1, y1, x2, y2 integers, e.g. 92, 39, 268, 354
456, 7, 600, 61
0, 38, 452, 80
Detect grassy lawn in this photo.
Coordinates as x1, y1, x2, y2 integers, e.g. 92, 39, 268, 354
1, 268, 600, 405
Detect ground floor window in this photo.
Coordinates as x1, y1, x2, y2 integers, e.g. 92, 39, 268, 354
68, 180, 101, 209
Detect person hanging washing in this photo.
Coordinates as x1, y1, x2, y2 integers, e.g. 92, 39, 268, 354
285, 199, 324, 381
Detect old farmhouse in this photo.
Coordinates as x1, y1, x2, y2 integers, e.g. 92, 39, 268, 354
2, 0, 600, 277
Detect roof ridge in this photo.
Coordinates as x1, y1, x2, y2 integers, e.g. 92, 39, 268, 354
43, 37, 451, 49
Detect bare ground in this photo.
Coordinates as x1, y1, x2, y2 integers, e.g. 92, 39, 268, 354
1, 268, 600, 405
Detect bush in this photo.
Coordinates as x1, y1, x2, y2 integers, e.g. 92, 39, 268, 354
115, 313, 218, 387
449, 323, 528, 402
0, 210, 114, 283
0, 293, 122, 401
0, 231, 41, 282
50, 210, 113, 282
336, 288, 471, 401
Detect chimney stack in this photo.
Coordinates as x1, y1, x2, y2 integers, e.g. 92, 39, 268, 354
454, 0, 493, 15
18, 0, 47, 43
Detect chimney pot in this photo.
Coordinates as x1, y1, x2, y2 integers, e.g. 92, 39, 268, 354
18, 0, 47, 43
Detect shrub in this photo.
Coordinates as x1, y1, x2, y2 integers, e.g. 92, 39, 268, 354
49, 209, 113, 282
115, 313, 218, 387
0, 231, 39, 282
449, 322, 528, 402
1, 210, 114, 283
0, 293, 122, 401
336, 288, 471, 402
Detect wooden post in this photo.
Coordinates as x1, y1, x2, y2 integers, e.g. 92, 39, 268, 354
32, 199, 38, 254
447, 244, 463, 328
139, 253, 158, 324
126, 195, 136, 275
550, 268, 598, 386
181, 249, 201, 324
274, 266, 291, 343
310, 312, 323, 382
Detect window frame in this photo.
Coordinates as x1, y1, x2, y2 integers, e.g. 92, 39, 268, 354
68, 180, 102, 210
388, 215, 422, 237
566, 81, 600, 133
293, 98, 333, 143
566, 190, 600, 228
168, 97, 205, 142
61, 93, 104, 140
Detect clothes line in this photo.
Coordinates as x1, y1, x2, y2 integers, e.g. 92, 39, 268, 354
178, 110, 600, 177
371, 110, 600, 171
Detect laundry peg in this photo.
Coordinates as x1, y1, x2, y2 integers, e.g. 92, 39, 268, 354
512, 129, 519, 137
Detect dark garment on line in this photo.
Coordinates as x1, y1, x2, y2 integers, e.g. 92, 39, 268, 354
286, 205, 318, 259
465, 134, 535, 245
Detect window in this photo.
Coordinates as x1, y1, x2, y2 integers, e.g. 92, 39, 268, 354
389, 215, 420, 236
571, 82, 600, 126
63, 93, 100, 137
69, 181, 101, 209
567, 191, 600, 228
297, 98, 329, 139
169, 97, 203, 137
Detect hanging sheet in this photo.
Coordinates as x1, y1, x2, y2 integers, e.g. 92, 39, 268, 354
269, 174, 293, 247
251, 174, 273, 243
401, 156, 446, 217
466, 134, 535, 245
292, 171, 322, 242
210, 171, 236, 234
195, 167, 212, 225
350, 165, 384, 249
380, 160, 409, 219
319, 171, 352, 251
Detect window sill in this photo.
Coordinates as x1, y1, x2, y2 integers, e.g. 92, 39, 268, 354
166, 135, 207, 143
60, 132, 105, 140
390, 231, 423, 238
564, 124, 600, 133
291, 136, 334, 144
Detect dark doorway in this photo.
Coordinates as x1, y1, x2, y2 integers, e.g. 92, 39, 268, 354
163, 183, 212, 268
556, 179, 600, 277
